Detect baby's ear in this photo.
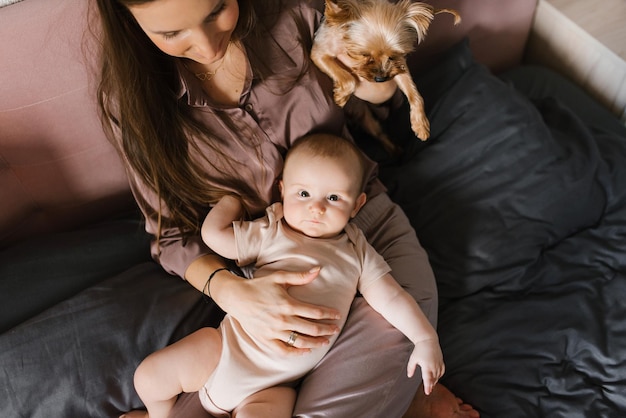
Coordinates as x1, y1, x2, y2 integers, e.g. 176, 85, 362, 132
279, 180, 285, 197
351, 192, 367, 218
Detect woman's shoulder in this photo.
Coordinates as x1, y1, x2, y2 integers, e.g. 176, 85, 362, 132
282, 0, 324, 14
250, 0, 324, 62
273, 0, 324, 31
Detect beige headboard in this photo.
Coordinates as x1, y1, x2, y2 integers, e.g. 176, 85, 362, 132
526, 0, 626, 122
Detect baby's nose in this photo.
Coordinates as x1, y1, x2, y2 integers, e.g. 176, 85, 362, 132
310, 201, 326, 213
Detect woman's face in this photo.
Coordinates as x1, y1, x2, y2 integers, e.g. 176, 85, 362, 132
127, 0, 239, 65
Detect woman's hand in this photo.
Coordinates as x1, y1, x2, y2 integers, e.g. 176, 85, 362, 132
351, 77, 398, 104
335, 53, 398, 104
213, 267, 341, 355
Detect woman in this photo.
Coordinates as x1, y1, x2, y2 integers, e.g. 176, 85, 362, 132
95, 0, 478, 416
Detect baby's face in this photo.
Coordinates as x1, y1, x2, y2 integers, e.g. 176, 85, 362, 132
280, 154, 365, 239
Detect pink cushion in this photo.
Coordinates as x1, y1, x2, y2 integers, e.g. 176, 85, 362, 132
0, 0, 133, 246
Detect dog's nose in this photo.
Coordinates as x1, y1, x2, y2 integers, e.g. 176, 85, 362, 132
374, 75, 388, 83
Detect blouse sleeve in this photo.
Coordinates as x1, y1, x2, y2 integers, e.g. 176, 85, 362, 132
126, 170, 214, 278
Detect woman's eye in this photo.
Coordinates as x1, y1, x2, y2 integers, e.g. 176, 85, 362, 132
162, 32, 179, 40
328, 194, 339, 202
298, 191, 310, 198
206, 2, 227, 22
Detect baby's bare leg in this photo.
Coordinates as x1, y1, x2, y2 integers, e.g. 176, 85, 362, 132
124, 327, 222, 418
232, 386, 296, 418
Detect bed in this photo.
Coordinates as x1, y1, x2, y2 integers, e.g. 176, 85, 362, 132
1, 0, 625, 417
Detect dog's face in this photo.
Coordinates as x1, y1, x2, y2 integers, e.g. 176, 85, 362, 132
324, 0, 436, 82
343, 40, 410, 83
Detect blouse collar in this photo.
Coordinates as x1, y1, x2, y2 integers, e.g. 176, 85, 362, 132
175, 48, 253, 108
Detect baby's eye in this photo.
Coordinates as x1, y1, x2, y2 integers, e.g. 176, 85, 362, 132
327, 194, 339, 202
298, 190, 310, 198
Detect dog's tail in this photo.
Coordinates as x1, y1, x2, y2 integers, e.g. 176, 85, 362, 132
434, 8, 462, 26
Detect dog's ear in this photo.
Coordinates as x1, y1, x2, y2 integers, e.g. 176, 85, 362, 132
404, 2, 436, 43
324, 0, 361, 24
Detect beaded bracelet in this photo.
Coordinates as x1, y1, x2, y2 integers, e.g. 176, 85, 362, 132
203, 267, 230, 302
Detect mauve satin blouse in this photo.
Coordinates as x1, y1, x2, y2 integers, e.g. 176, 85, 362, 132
127, 0, 410, 279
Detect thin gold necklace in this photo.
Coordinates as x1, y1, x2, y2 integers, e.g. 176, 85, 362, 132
189, 43, 233, 82
193, 57, 226, 81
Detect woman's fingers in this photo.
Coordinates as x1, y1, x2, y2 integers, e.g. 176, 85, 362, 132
224, 268, 342, 353
255, 270, 341, 353
272, 268, 342, 323
282, 307, 340, 336
273, 266, 320, 287
268, 329, 335, 355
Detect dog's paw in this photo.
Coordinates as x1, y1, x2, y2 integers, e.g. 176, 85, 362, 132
412, 119, 430, 141
334, 89, 353, 107
333, 79, 357, 107
334, 91, 349, 107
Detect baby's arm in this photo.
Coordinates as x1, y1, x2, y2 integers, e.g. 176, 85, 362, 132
360, 274, 445, 395
201, 195, 244, 260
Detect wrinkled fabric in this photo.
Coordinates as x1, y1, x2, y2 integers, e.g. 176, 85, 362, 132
367, 42, 626, 417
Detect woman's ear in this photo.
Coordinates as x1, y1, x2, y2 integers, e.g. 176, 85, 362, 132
279, 179, 285, 198
351, 192, 367, 218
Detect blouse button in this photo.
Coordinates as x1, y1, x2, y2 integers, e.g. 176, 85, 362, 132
244, 103, 253, 112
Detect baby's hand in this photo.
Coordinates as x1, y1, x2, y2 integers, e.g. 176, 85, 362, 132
407, 338, 445, 395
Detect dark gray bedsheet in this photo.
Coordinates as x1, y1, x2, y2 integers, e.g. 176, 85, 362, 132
371, 41, 626, 417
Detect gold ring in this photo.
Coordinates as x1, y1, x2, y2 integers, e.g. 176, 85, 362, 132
286, 331, 298, 347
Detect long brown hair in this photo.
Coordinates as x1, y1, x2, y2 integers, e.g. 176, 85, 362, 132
93, 0, 309, 243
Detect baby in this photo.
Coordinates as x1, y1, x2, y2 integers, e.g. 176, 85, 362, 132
121, 132, 444, 418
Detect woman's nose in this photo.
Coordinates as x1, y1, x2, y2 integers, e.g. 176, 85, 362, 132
188, 28, 219, 59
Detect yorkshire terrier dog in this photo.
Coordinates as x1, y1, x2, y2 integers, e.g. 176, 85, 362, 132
311, 0, 461, 154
